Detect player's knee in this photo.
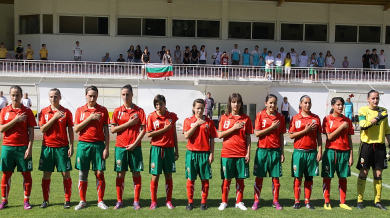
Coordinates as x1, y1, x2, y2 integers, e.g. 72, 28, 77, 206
79, 170, 89, 181
305, 176, 313, 182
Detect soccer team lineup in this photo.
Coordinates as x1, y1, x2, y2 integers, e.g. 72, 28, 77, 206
0, 84, 390, 215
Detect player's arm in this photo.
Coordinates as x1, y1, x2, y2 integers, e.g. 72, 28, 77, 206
127, 125, 146, 151
184, 119, 205, 139
40, 111, 64, 133
348, 134, 354, 166
74, 112, 100, 133
103, 124, 109, 159
280, 133, 285, 163
289, 122, 316, 139
111, 116, 139, 133
326, 122, 348, 141
316, 131, 323, 162
217, 122, 244, 139
67, 126, 74, 157
209, 137, 215, 164
147, 122, 172, 138
0, 113, 27, 132
245, 133, 251, 163
24, 126, 34, 159
255, 121, 280, 137
173, 123, 179, 160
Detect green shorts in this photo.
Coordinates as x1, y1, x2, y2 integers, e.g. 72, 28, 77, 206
221, 157, 249, 179
149, 146, 176, 175
38, 145, 72, 172
0, 145, 33, 172
321, 148, 351, 178
291, 149, 319, 177
253, 148, 282, 178
75, 141, 106, 171
276, 66, 282, 73
185, 150, 212, 180
115, 146, 144, 172
309, 68, 316, 75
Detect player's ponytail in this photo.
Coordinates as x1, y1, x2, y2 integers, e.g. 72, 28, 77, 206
192, 99, 205, 115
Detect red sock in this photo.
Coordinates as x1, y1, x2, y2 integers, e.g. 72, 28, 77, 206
339, 179, 347, 204
221, 180, 231, 203
63, 178, 72, 202
272, 178, 280, 203
186, 180, 195, 204
323, 178, 331, 203
254, 177, 263, 202
165, 179, 173, 203
41, 179, 51, 201
96, 174, 106, 202
150, 180, 158, 203
1, 171, 12, 202
133, 176, 141, 203
304, 180, 313, 204
116, 178, 124, 203
294, 178, 302, 203
236, 179, 245, 204
201, 180, 209, 204
21, 172, 32, 202
78, 181, 88, 202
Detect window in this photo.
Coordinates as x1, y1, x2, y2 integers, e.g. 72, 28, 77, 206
42, 14, 53, 34
172, 20, 195, 37
142, 19, 166, 36
228, 22, 251, 39
386, 26, 390, 44
252, 22, 275, 40
19, 15, 40, 34
305, 24, 327, 42
359, 26, 380, 43
117, 18, 141, 35
59, 16, 83, 34
281, 23, 303, 41
335, 25, 357, 42
85, 17, 108, 35
197, 20, 220, 38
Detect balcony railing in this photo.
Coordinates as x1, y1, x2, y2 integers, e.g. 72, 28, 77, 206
0, 59, 389, 83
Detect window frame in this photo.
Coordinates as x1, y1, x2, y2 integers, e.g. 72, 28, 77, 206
116, 17, 167, 37
227, 20, 276, 41
280, 22, 328, 42
335, 24, 382, 44
19, 14, 40, 35
170, 19, 221, 39
116, 17, 142, 36
357, 25, 381, 44
58, 14, 110, 35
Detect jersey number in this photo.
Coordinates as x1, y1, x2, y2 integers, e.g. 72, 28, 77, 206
262, 119, 266, 128
80, 113, 85, 121
117, 112, 124, 120
4, 112, 9, 120
329, 121, 333, 129
45, 114, 49, 122
295, 120, 301, 128
153, 121, 160, 129
223, 121, 230, 129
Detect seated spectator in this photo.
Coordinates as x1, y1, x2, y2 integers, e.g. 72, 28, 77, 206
157, 46, 166, 63
342, 56, 349, 68
174, 45, 181, 64
212, 47, 222, 65
117, 54, 125, 62
0, 43, 7, 59
379, 49, 385, 69
127, 45, 134, 62
40, 44, 48, 60
102, 53, 111, 68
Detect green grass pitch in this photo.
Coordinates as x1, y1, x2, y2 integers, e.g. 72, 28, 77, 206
0, 141, 390, 217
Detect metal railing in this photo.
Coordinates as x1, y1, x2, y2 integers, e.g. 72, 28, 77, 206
0, 59, 389, 83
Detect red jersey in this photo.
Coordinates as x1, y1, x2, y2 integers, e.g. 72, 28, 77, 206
219, 113, 254, 158
289, 112, 322, 150
255, 110, 286, 149
74, 103, 110, 142
111, 104, 146, 148
146, 111, 178, 148
221, 56, 229, 65
39, 105, 73, 147
183, 115, 218, 151
322, 114, 354, 150
0, 105, 36, 146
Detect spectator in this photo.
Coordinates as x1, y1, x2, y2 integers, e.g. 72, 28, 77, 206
190, 45, 199, 65
117, 54, 125, 62
221, 51, 229, 79
102, 53, 111, 62
362, 49, 371, 69
252, 45, 260, 66
39, 44, 48, 60
15, 40, 23, 60
21, 92, 32, 109
162, 49, 172, 65
342, 56, 349, 68
317, 52, 324, 67
204, 92, 214, 119
284, 52, 292, 83
298, 51, 308, 67
133, 45, 142, 63
344, 97, 354, 121
212, 47, 222, 65
280, 97, 290, 129
261, 47, 268, 68
157, 46, 166, 63
183, 46, 190, 65
73, 41, 82, 61
277, 47, 286, 65
325, 50, 335, 67
218, 110, 225, 122
265, 51, 274, 80
309, 53, 318, 81
242, 48, 251, 66
0, 43, 7, 59
127, 45, 134, 62
231, 44, 240, 65
141, 48, 150, 79
26, 44, 34, 60
378, 49, 385, 69
199, 45, 207, 64
370, 48, 379, 69
0, 90, 8, 112
290, 48, 298, 67
174, 45, 181, 64
274, 53, 283, 80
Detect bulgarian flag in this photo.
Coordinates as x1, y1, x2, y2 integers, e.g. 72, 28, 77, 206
146, 64, 173, 78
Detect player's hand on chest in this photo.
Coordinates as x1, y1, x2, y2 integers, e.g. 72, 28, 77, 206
223, 118, 246, 131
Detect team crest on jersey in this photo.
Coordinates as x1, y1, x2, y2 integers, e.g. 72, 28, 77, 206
77, 157, 80, 163
116, 160, 122, 165
312, 120, 316, 123
360, 158, 364, 164
151, 162, 155, 168
39, 159, 43, 165
169, 119, 172, 123
133, 114, 138, 118
187, 167, 190, 173
205, 124, 209, 129
223, 166, 226, 172
293, 165, 297, 171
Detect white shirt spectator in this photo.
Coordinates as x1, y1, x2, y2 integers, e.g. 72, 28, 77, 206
0, 96, 8, 109
309, 59, 318, 67
199, 50, 207, 61
21, 98, 32, 109
291, 52, 297, 65
299, 55, 309, 67
265, 56, 274, 67
278, 52, 286, 64
213, 51, 222, 60
275, 58, 283, 67
379, 54, 385, 66
73, 46, 83, 56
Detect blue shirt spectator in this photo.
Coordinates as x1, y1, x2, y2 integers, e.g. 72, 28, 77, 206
102, 53, 111, 62
317, 52, 325, 67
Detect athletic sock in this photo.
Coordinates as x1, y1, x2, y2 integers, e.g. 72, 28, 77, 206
254, 177, 263, 202
165, 179, 173, 203
236, 179, 245, 204
221, 180, 231, 203
63, 178, 72, 202
272, 178, 280, 203
294, 178, 302, 203
304, 180, 313, 204
357, 177, 366, 203
78, 181, 88, 202
41, 179, 51, 201
150, 180, 158, 204
323, 178, 331, 203
1, 171, 12, 202
201, 180, 209, 204
133, 176, 141, 203
374, 178, 382, 204
186, 179, 195, 204
116, 178, 125, 203
21, 171, 32, 202
339, 179, 347, 204
95, 174, 106, 202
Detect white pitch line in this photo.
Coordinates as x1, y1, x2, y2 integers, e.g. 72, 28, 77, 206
284, 148, 390, 189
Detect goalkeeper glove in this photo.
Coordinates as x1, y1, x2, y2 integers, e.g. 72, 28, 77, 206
375, 108, 388, 122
